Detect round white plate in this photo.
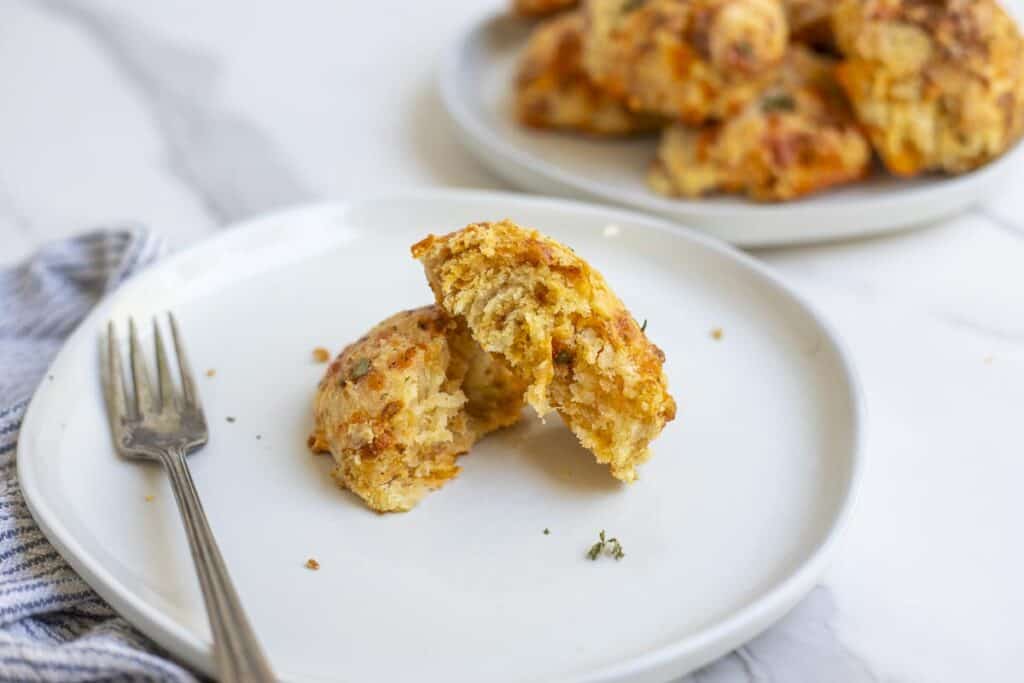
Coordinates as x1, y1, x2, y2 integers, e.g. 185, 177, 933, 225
441, 12, 1024, 247
19, 191, 862, 682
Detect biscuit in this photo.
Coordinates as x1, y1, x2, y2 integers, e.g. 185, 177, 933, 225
516, 11, 664, 135
412, 221, 676, 483
582, 0, 788, 124
310, 306, 525, 512
649, 46, 870, 200
833, 0, 1024, 175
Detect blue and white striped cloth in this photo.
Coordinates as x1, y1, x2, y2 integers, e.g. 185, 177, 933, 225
0, 230, 197, 682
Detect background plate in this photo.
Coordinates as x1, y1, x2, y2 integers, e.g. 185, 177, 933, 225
440, 13, 1024, 247
19, 191, 861, 682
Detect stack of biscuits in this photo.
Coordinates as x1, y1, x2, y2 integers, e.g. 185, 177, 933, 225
512, 0, 1024, 201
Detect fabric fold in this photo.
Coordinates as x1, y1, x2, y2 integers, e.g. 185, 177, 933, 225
0, 228, 197, 683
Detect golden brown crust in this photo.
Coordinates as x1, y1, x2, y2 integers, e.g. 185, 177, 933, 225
514, 0, 579, 17
832, 0, 1024, 175
582, 0, 789, 124
516, 11, 665, 135
412, 221, 676, 483
649, 46, 871, 201
783, 0, 835, 50
311, 306, 525, 512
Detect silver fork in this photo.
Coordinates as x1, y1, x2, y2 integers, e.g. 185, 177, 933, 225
102, 314, 276, 682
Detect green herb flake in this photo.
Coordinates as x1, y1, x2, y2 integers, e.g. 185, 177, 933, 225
543, 528, 550, 535
735, 41, 753, 58
350, 357, 371, 380
226, 416, 236, 423
586, 529, 626, 561
761, 92, 796, 113
554, 349, 573, 365
640, 319, 648, 333
621, 0, 647, 11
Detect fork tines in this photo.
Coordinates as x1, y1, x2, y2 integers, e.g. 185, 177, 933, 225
104, 313, 202, 418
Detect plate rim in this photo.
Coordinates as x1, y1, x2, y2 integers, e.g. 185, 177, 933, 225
17, 189, 866, 682
439, 11, 1023, 247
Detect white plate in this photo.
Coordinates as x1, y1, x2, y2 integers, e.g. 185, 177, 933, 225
440, 12, 1024, 247
19, 191, 862, 682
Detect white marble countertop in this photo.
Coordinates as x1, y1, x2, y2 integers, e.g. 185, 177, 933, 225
3, 1, 1023, 681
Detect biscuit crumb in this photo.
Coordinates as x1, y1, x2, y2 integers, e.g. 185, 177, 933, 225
711, 328, 723, 341
305, 558, 320, 571
312, 347, 330, 363
144, 495, 154, 502
205, 369, 216, 377
984, 356, 994, 365
307, 433, 331, 454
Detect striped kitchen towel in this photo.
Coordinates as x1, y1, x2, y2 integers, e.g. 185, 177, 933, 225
0, 229, 197, 682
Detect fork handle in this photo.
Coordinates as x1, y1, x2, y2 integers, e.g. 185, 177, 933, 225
161, 447, 276, 682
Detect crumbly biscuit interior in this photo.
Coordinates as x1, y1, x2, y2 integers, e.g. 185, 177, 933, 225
413, 221, 675, 482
